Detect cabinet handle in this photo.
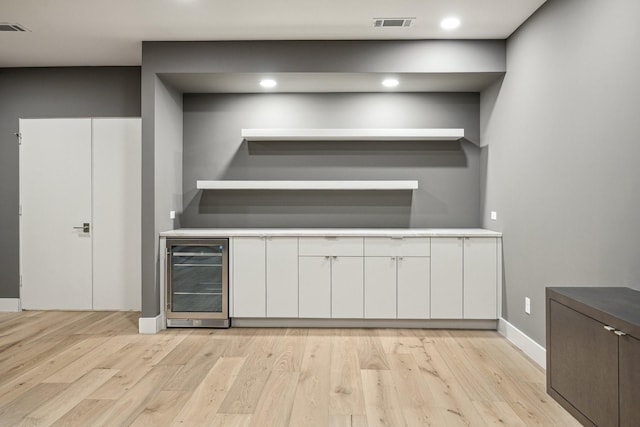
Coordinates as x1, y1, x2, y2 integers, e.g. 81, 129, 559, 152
398, 256, 404, 260
390, 256, 396, 260
604, 325, 616, 331
324, 256, 330, 260
332, 256, 338, 260
614, 330, 627, 337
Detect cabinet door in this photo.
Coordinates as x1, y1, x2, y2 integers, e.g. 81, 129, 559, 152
620, 333, 640, 427
430, 238, 463, 318
364, 257, 396, 319
233, 237, 266, 317
548, 300, 618, 427
463, 237, 497, 319
299, 256, 331, 318
332, 257, 364, 318
397, 257, 430, 319
398, 238, 430, 257
266, 237, 298, 318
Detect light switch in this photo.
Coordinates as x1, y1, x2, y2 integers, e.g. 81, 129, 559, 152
490, 211, 497, 221
525, 297, 531, 314
169, 210, 176, 220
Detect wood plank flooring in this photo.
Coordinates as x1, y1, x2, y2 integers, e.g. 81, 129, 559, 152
0, 311, 580, 426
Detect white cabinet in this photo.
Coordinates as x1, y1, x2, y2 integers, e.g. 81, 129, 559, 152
299, 237, 363, 256
397, 257, 431, 319
234, 236, 299, 318
364, 237, 430, 257
364, 257, 397, 318
431, 238, 463, 318
266, 237, 299, 318
463, 237, 498, 319
331, 257, 364, 318
431, 237, 497, 319
230, 233, 497, 322
299, 237, 364, 319
364, 237, 430, 319
233, 237, 266, 317
299, 256, 331, 318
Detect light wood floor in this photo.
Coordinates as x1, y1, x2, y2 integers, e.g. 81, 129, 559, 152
0, 311, 579, 427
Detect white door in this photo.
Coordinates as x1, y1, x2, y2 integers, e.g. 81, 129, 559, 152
331, 256, 364, 319
430, 237, 463, 318
92, 118, 141, 310
299, 256, 331, 318
364, 257, 397, 319
233, 237, 266, 317
20, 119, 93, 309
463, 237, 498, 319
397, 257, 430, 319
266, 237, 298, 318
20, 118, 141, 311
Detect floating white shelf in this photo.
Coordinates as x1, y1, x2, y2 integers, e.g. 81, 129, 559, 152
241, 128, 464, 141
196, 180, 419, 190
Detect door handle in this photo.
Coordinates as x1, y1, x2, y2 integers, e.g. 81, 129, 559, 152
73, 223, 90, 233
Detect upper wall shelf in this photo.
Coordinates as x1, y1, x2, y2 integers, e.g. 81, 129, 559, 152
241, 128, 464, 142
197, 180, 419, 190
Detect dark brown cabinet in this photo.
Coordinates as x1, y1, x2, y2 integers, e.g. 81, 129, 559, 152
547, 287, 640, 427
619, 333, 640, 427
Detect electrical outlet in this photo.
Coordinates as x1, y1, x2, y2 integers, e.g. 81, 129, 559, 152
525, 297, 531, 314
490, 211, 497, 221
169, 210, 176, 220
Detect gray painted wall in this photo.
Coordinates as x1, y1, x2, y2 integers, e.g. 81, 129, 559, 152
0, 67, 141, 299
481, 0, 640, 346
182, 92, 481, 229
146, 77, 183, 316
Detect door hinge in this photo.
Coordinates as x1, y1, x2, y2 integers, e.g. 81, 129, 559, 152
15, 132, 22, 145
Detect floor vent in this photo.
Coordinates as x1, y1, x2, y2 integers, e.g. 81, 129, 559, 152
373, 18, 414, 28
0, 23, 29, 32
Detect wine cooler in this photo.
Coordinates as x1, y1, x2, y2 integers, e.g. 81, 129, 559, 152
166, 239, 229, 327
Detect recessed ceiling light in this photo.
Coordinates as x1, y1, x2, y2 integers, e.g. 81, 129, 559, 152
382, 78, 399, 88
260, 79, 277, 88
441, 17, 461, 30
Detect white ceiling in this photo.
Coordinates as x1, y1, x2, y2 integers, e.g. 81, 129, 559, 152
0, 0, 546, 68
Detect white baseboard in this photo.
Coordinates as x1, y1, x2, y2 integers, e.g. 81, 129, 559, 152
138, 314, 163, 334
0, 298, 21, 312
498, 317, 546, 369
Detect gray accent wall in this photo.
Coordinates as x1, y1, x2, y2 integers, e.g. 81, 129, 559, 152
481, 0, 640, 346
0, 67, 141, 299
146, 77, 183, 316
182, 92, 481, 229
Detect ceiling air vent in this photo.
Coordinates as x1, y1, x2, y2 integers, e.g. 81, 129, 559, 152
373, 18, 414, 28
0, 23, 29, 32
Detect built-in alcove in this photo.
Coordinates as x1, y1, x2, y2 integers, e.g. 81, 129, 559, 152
181, 92, 482, 229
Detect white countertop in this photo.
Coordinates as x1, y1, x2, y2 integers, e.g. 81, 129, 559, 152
160, 228, 502, 238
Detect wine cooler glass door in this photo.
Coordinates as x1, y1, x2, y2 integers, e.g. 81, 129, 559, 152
168, 239, 228, 319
